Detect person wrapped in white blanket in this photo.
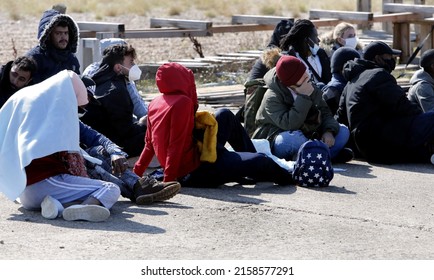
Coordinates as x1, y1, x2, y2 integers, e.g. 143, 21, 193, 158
0, 70, 120, 222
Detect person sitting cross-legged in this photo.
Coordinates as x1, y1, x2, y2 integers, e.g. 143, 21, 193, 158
0, 70, 120, 222
252, 55, 353, 163
336, 41, 434, 164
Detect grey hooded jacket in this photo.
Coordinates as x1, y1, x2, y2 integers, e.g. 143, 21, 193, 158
408, 69, 434, 113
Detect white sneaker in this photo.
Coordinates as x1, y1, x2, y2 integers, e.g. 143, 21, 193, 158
41, 196, 64, 220
62, 205, 110, 222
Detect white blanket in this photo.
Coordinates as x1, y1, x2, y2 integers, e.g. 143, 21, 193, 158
251, 139, 295, 171
0, 70, 80, 200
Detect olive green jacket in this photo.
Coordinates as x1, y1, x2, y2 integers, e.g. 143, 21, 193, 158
252, 68, 339, 142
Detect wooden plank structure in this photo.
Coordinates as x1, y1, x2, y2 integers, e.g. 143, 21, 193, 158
142, 84, 245, 110
383, 3, 434, 55
309, 9, 374, 23
77, 21, 125, 38
75, 7, 434, 85
307, 8, 426, 62
76, 21, 125, 72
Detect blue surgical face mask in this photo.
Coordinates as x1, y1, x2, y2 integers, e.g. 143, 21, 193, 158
310, 43, 320, 56
308, 37, 320, 56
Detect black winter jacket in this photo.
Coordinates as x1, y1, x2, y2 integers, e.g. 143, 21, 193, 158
80, 64, 146, 157
336, 58, 422, 162
0, 61, 15, 108
26, 12, 80, 83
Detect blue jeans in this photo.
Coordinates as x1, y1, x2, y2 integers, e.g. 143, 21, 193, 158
86, 145, 139, 201
272, 124, 350, 160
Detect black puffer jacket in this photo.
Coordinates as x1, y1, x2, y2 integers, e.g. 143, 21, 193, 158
336, 58, 422, 162
26, 12, 80, 83
80, 64, 146, 157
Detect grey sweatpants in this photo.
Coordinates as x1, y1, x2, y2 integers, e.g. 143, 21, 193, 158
19, 174, 120, 210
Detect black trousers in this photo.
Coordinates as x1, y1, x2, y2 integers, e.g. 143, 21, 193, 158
183, 108, 293, 187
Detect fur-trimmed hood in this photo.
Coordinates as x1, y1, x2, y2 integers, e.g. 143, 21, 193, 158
38, 12, 79, 53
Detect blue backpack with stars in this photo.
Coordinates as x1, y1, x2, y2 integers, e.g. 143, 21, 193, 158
292, 139, 334, 188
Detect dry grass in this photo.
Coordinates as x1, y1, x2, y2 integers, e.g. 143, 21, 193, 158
0, 0, 389, 20
5, 0, 434, 20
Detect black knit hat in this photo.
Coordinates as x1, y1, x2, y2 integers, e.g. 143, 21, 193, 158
331, 47, 361, 73
363, 41, 401, 61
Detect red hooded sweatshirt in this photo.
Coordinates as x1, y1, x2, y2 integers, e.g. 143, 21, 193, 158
133, 63, 201, 182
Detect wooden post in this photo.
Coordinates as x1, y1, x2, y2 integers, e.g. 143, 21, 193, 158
357, 0, 372, 30
416, 18, 434, 55
383, 0, 403, 33
413, 0, 426, 43
393, 22, 410, 63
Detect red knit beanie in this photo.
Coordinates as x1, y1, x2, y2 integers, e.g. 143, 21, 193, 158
275, 56, 306, 87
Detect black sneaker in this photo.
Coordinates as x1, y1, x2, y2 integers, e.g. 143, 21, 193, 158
332, 147, 354, 164
133, 176, 181, 205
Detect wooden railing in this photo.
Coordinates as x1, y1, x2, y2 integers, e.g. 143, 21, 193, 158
75, 5, 434, 71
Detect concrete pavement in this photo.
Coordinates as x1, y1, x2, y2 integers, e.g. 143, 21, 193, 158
1, 159, 434, 261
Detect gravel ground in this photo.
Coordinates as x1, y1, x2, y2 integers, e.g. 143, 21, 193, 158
1, 11, 272, 66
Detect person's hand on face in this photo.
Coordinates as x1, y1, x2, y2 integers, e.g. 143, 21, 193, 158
290, 72, 314, 96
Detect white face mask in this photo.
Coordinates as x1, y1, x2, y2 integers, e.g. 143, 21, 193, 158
344, 37, 358, 49
121, 64, 142, 82
127, 64, 142, 82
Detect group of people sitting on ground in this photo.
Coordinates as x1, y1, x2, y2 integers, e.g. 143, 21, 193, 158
1, 6, 434, 223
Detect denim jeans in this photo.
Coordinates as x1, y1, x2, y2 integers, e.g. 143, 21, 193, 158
272, 124, 350, 160
86, 145, 139, 200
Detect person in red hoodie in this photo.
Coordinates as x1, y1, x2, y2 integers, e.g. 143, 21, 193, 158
133, 62, 294, 187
